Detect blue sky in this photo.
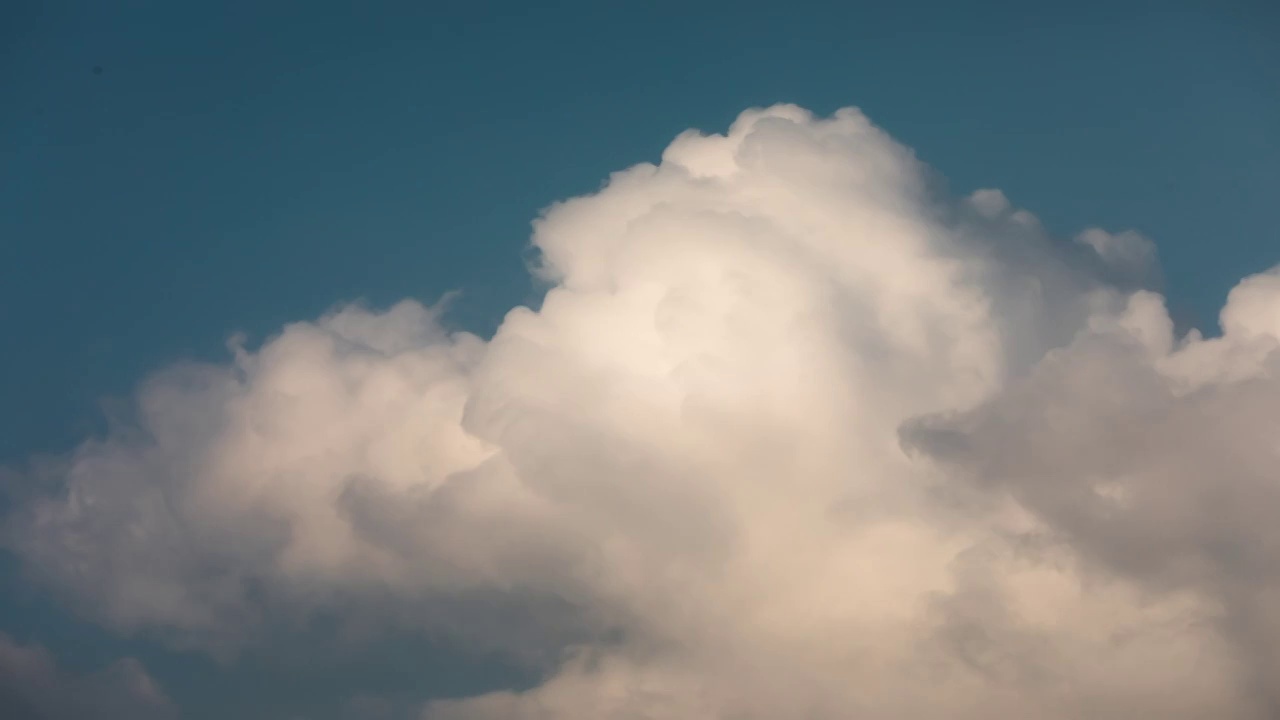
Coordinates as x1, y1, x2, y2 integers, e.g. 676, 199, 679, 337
2, 2, 1278, 719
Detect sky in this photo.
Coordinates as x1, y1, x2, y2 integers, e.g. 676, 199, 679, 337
1, 2, 1278, 719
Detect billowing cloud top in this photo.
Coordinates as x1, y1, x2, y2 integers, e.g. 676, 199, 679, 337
4, 105, 1278, 719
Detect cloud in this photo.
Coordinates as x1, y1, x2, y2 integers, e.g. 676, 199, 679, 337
0, 633, 175, 720
3, 105, 1278, 718
901, 279, 1280, 716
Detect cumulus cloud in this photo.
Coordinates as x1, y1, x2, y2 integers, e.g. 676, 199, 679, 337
3, 105, 1278, 718
0, 633, 175, 720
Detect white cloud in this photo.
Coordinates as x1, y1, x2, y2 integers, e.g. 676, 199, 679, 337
4, 105, 1278, 718
0, 633, 175, 720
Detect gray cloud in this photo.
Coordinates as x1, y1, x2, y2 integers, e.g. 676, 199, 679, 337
0, 633, 175, 720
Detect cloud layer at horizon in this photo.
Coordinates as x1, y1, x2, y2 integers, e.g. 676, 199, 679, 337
4, 105, 1278, 719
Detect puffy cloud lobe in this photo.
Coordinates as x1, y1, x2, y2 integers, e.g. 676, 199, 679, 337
3, 105, 1278, 718
0, 633, 175, 720
903, 279, 1280, 715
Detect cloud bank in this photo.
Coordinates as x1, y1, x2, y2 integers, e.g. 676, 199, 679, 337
0, 633, 175, 720
4, 105, 1278, 718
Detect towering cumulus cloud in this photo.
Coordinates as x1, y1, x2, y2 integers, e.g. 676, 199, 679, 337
4, 106, 1278, 718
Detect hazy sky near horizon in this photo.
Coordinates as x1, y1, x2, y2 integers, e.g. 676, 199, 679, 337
2, 3, 1279, 719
